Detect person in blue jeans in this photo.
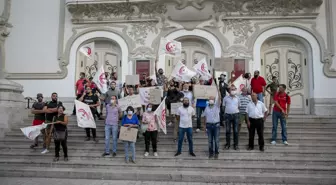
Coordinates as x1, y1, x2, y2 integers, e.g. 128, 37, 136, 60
102, 96, 122, 157
174, 98, 196, 157
121, 106, 139, 163
196, 80, 209, 132
201, 95, 221, 159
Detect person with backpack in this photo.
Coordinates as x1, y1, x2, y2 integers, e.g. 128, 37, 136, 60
271, 84, 291, 145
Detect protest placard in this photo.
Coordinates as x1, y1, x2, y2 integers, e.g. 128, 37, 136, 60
125, 75, 140, 85
149, 88, 162, 104
119, 126, 138, 142
118, 95, 142, 111
193, 85, 217, 99
171, 103, 182, 115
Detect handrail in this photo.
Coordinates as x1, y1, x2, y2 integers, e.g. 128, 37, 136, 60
24, 97, 36, 109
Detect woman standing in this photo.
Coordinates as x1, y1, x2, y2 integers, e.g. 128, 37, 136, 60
53, 105, 68, 162
121, 106, 139, 164
142, 104, 158, 157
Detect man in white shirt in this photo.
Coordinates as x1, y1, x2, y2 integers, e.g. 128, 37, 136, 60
223, 85, 240, 150
175, 97, 196, 157
246, 93, 268, 151
202, 95, 221, 159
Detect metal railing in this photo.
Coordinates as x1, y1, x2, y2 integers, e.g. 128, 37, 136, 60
24, 97, 36, 109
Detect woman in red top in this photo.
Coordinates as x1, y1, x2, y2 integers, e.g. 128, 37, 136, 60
250, 70, 266, 103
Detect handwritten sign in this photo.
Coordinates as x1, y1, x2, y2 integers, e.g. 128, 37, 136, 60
149, 89, 162, 104
119, 126, 138, 142
126, 75, 140, 85
193, 85, 217, 99
171, 103, 182, 115
118, 95, 142, 111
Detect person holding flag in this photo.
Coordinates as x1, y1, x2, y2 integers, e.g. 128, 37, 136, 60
52, 105, 69, 162
30, 93, 46, 149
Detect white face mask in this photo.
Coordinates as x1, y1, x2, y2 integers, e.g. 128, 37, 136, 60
183, 89, 188, 92
230, 91, 237, 96
147, 108, 152, 112
111, 100, 115, 104
209, 100, 215, 105
127, 111, 133, 115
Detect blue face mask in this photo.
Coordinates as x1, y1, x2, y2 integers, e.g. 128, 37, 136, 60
147, 108, 152, 112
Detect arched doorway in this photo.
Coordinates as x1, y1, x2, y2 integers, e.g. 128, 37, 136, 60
76, 39, 121, 80
261, 36, 310, 114
164, 36, 214, 75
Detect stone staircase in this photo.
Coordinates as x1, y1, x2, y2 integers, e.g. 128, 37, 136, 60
0, 115, 335, 184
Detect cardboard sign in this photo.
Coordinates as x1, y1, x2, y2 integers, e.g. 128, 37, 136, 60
193, 85, 218, 99
118, 95, 142, 111
125, 75, 140, 85
149, 89, 162, 104
119, 126, 138, 142
171, 103, 182, 115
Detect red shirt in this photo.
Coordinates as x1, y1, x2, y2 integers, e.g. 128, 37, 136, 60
76, 78, 86, 95
251, 76, 266, 93
273, 92, 291, 113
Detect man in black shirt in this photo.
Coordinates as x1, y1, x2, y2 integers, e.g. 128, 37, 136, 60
41, 92, 62, 154
30, 93, 46, 149
218, 74, 230, 126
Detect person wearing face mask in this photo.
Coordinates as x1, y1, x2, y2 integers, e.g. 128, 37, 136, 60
218, 74, 230, 126
195, 80, 209, 132
121, 106, 140, 163
155, 59, 168, 87
41, 92, 63, 154
102, 96, 122, 157
101, 81, 121, 105
223, 86, 240, 150
250, 70, 267, 102
142, 104, 159, 157
181, 83, 194, 105
201, 94, 221, 159
175, 98, 196, 157
30, 93, 46, 149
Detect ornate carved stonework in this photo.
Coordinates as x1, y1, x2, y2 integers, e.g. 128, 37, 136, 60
223, 19, 254, 44
67, 2, 167, 22
130, 46, 156, 59
126, 22, 159, 45
174, 0, 206, 10
213, 0, 323, 16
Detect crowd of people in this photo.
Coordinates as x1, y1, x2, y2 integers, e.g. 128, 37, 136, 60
29, 60, 291, 163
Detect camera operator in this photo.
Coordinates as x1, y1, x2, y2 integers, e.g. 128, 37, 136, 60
218, 74, 230, 126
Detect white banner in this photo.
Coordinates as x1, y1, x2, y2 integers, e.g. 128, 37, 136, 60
79, 42, 94, 59
193, 58, 212, 80
20, 123, 47, 140
232, 75, 246, 94
118, 95, 142, 111
75, 100, 96, 128
158, 37, 182, 57
139, 87, 163, 105
171, 61, 197, 82
154, 97, 167, 134
93, 65, 108, 93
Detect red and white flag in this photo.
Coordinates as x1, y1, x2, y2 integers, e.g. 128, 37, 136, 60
193, 58, 212, 80
93, 65, 108, 94
159, 38, 182, 57
154, 97, 167, 134
232, 74, 246, 94
171, 61, 197, 82
75, 100, 96, 128
79, 42, 94, 59
20, 123, 47, 140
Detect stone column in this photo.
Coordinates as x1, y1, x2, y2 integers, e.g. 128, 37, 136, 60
0, 0, 25, 138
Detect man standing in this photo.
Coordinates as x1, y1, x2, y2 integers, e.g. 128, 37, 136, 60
42, 92, 63, 154
218, 74, 229, 126
195, 80, 208, 132
175, 97, 196, 157
73, 72, 87, 115
202, 95, 221, 159
102, 81, 120, 104
155, 59, 168, 87
250, 70, 266, 102
223, 85, 240, 150
238, 87, 251, 134
102, 96, 122, 157
266, 76, 279, 114
271, 84, 291, 145
246, 93, 268, 151
30, 93, 46, 149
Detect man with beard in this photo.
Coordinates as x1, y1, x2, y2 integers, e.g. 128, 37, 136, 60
41, 92, 63, 154
30, 93, 46, 149
251, 70, 267, 102
155, 59, 168, 87
73, 72, 87, 115
101, 81, 121, 105
218, 74, 230, 126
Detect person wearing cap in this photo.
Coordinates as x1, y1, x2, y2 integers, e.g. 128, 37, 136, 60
30, 93, 46, 149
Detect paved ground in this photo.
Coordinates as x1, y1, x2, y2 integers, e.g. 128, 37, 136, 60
0, 178, 302, 185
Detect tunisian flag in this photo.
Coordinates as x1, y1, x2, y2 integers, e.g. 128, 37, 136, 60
171, 61, 196, 82
159, 37, 182, 57
93, 65, 108, 93
232, 74, 246, 94
75, 100, 96, 128
193, 58, 212, 80
21, 123, 48, 140
154, 97, 167, 134
79, 42, 95, 59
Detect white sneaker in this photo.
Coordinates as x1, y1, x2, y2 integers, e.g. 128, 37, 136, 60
144, 152, 149, 157
196, 129, 200, 133
154, 152, 158, 157
41, 149, 49, 154
283, 141, 289, 145
270, 141, 276, 145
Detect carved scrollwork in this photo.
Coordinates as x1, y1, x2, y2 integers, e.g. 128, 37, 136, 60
288, 58, 303, 90
127, 22, 159, 45
223, 19, 254, 44
265, 58, 279, 82
85, 60, 98, 78
105, 60, 117, 77
174, 0, 206, 10
213, 0, 323, 16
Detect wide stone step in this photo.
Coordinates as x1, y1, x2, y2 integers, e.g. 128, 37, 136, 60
0, 165, 334, 184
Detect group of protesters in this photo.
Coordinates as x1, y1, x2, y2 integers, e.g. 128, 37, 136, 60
29, 59, 291, 163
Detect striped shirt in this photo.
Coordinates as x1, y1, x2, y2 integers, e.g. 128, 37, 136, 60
239, 94, 251, 113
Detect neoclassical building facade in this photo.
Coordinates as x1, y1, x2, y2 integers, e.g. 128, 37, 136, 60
1, 0, 336, 116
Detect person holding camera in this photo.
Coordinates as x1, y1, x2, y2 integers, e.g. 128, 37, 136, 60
218, 74, 230, 126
